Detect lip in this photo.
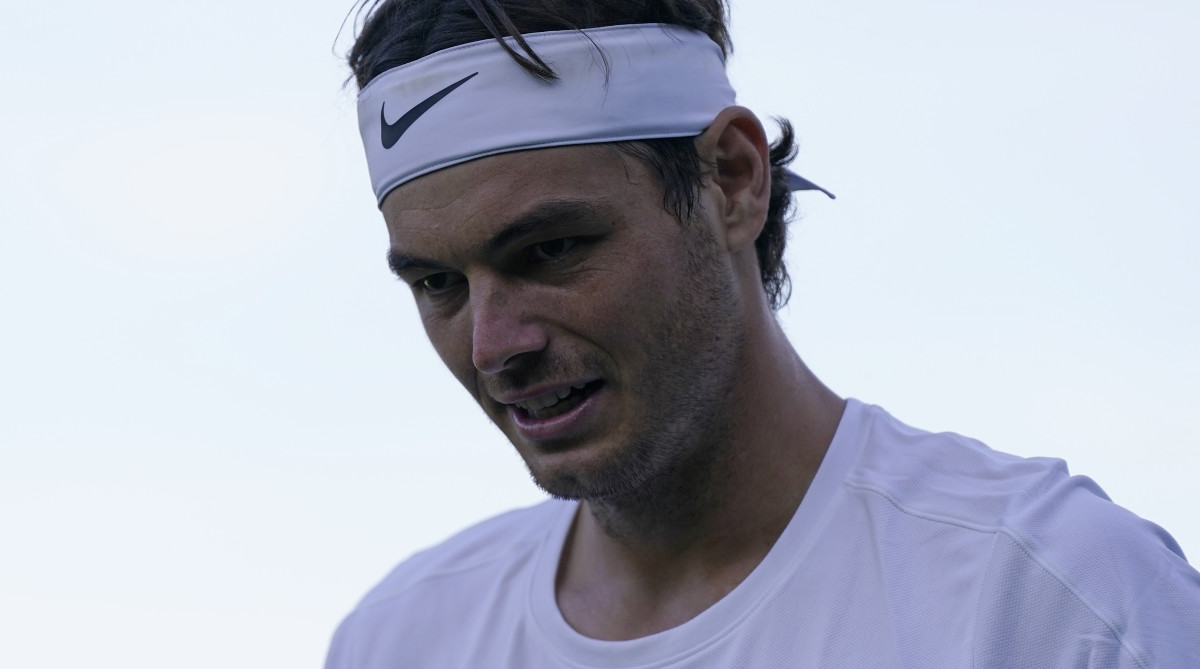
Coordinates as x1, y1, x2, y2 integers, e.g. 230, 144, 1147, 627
507, 383, 603, 443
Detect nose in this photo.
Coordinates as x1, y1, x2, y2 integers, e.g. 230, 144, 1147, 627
470, 278, 548, 374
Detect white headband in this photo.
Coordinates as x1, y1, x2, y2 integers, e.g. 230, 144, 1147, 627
357, 23, 832, 204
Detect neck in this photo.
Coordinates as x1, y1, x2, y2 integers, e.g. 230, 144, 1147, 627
581, 325, 840, 557
557, 310, 844, 639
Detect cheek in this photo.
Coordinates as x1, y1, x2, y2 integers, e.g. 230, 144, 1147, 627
572, 261, 679, 353
421, 310, 478, 397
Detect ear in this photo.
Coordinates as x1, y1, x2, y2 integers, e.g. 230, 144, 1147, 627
697, 106, 772, 253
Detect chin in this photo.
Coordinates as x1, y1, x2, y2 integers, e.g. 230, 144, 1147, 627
519, 447, 610, 500
519, 436, 661, 502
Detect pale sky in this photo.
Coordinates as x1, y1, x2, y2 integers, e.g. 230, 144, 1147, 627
2, 1, 1197, 667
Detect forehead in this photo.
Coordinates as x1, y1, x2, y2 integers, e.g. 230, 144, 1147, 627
380, 145, 653, 250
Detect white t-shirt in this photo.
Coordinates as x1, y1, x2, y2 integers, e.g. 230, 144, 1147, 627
325, 399, 1200, 668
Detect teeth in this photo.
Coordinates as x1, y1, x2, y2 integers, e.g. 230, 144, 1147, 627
517, 391, 561, 412
515, 384, 588, 412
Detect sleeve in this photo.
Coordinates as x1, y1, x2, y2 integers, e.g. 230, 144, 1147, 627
973, 473, 1200, 667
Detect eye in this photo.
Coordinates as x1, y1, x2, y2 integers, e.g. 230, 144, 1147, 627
415, 272, 463, 294
529, 238, 578, 263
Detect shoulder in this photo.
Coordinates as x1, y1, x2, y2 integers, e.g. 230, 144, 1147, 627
355, 498, 568, 612
841, 400, 1181, 547
844, 400, 1190, 567
842, 401, 1200, 666
846, 401, 1076, 525
325, 499, 572, 668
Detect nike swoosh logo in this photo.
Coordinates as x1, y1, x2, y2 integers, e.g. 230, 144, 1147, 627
380, 72, 479, 150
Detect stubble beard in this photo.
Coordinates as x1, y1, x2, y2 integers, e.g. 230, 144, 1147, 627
531, 217, 745, 534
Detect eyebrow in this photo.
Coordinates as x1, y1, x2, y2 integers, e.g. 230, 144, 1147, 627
386, 199, 600, 278
387, 250, 450, 278
486, 199, 598, 253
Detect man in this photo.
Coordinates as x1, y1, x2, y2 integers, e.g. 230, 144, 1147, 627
327, 1, 1200, 666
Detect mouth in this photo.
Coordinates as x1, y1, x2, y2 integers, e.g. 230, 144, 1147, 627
511, 380, 604, 421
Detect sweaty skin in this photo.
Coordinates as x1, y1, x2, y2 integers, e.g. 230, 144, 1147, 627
383, 107, 845, 640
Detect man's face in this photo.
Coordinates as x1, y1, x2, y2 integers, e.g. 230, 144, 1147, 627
382, 145, 746, 500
